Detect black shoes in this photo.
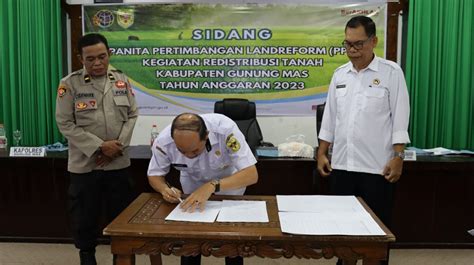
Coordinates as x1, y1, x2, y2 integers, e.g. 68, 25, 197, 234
79, 250, 97, 265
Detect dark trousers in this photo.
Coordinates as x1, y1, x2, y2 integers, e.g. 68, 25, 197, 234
330, 169, 394, 265
181, 255, 243, 265
68, 168, 133, 251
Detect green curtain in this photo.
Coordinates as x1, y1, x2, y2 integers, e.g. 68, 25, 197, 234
0, 0, 63, 147
405, 0, 474, 149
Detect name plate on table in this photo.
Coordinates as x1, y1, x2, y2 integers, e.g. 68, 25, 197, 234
9, 147, 46, 157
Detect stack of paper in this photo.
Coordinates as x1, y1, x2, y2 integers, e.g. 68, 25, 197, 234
276, 195, 385, 236
420, 147, 474, 156
165, 200, 269, 223
165, 201, 223, 223
423, 147, 461, 156
217, 200, 269, 222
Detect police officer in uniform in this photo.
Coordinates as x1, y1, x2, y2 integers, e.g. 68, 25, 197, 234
55, 33, 138, 265
147, 113, 258, 265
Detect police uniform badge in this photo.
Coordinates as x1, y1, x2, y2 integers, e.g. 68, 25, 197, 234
89, 100, 96, 107
373, 79, 380, 85
76, 102, 87, 110
57, 85, 67, 98
226, 134, 240, 153
115, 80, 126, 89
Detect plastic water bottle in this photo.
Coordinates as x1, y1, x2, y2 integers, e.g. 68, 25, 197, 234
150, 124, 159, 146
0, 124, 7, 149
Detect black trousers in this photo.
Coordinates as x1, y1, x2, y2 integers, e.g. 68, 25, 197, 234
181, 255, 243, 265
330, 169, 394, 265
329, 169, 394, 226
68, 168, 133, 251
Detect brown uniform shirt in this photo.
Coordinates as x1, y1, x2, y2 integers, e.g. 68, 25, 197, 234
55, 68, 138, 173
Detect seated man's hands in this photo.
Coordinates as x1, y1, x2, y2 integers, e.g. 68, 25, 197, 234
180, 182, 215, 213
161, 186, 183, 204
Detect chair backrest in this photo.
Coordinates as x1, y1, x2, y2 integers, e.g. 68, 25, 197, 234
316, 103, 326, 134
214, 98, 263, 152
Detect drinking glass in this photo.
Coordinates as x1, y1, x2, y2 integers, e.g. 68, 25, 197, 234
13, 129, 22, 146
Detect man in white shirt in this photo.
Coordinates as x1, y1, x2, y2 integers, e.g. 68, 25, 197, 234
317, 16, 410, 264
147, 112, 258, 265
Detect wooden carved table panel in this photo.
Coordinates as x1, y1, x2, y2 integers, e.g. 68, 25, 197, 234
104, 193, 395, 265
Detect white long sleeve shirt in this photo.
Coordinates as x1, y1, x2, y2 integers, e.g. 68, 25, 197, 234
148, 113, 257, 195
319, 56, 410, 175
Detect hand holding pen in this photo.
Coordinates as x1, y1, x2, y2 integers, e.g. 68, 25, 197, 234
164, 181, 183, 203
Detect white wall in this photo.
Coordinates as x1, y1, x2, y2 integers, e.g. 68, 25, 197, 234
130, 115, 318, 147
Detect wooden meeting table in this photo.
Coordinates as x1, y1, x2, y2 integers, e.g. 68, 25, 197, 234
103, 193, 395, 265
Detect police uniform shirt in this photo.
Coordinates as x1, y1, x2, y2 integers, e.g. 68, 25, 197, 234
147, 113, 257, 195
55, 68, 138, 173
319, 56, 410, 175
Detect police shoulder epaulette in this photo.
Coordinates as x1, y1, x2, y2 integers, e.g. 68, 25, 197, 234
111, 69, 123, 73
108, 72, 115, 81
62, 70, 82, 82
67, 69, 83, 77
84, 74, 91, 83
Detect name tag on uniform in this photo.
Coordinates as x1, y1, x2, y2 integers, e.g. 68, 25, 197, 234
336, 84, 346, 89
75, 93, 95, 100
113, 89, 128, 96
171, 163, 187, 168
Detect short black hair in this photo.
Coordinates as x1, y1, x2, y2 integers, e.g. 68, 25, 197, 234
77, 33, 110, 55
171, 113, 208, 141
345, 16, 376, 38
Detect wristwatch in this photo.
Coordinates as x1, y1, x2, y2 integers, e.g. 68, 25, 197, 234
393, 151, 405, 160
210, 179, 220, 193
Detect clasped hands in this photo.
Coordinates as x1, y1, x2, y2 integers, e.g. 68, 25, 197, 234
161, 182, 214, 213
96, 140, 123, 166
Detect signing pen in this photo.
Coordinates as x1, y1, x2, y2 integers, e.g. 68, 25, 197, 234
166, 181, 183, 203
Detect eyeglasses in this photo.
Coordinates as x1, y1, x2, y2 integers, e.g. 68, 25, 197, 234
342, 37, 373, 50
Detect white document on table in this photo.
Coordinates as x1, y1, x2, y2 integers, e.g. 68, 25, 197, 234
217, 200, 269, 222
276, 195, 366, 213
276, 195, 385, 235
278, 211, 385, 236
165, 201, 223, 223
